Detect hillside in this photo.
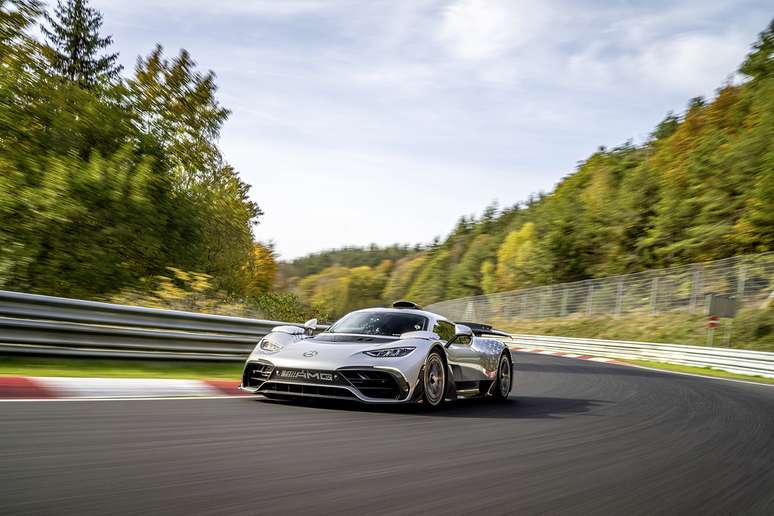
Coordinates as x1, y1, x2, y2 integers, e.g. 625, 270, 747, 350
287, 20, 774, 319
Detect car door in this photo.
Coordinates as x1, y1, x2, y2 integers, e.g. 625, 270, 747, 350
435, 320, 485, 382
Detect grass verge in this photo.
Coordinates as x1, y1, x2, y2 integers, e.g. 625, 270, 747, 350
624, 359, 774, 385
498, 307, 774, 352
0, 356, 243, 379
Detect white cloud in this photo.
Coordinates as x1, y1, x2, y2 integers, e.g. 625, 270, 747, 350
567, 30, 750, 97
437, 0, 553, 61
634, 32, 748, 94
98, 0, 329, 18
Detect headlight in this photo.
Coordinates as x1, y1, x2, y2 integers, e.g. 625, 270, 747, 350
363, 347, 415, 358
259, 337, 283, 353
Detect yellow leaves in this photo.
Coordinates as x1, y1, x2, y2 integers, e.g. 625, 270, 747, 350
480, 260, 496, 294
297, 266, 351, 317
492, 222, 537, 292
239, 243, 278, 296
108, 267, 257, 316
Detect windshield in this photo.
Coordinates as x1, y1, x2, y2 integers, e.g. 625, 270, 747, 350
327, 311, 428, 337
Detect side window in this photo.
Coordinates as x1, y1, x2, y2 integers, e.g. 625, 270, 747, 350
433, 320, 456, 342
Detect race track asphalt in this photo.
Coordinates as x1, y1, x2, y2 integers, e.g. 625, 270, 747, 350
2, 353, 774, 515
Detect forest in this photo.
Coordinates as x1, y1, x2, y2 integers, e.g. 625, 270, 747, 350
285, 19, 774, 318
0, 0, 287, 315
1, 1, 772, 322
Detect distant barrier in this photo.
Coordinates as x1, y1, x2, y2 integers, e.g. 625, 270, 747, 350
502, 334, 774, 379
428, 252, 774, 322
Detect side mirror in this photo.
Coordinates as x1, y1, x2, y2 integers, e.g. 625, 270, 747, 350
271, 325, 305, 336
447, 324, 473, 346
304, 318, 318, 336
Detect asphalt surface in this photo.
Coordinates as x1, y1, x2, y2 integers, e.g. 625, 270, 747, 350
2, 354, 774, 516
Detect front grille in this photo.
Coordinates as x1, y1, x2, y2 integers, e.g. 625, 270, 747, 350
260, 382, 357, 399
339, 370, 403, 400
243, 362, 273, 388
270, 368, 344, 385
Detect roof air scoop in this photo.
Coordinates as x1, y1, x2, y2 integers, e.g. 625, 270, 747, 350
392, 300, 422, 310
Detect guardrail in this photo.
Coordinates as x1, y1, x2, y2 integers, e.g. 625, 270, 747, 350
0, 290, 325, 361
502, 334, 774, 379
2, 290, 773, 378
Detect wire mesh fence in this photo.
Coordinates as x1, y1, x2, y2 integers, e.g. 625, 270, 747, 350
427, 252, 774, 323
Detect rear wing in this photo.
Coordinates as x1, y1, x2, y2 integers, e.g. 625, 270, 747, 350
456, 322, 511, 338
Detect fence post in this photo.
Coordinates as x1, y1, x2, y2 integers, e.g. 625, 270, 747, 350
560, 288, 568, 317
615, 280, 624, 316
650, 276, 659, 314
545, 286, 553, 317
689, 267, 701, 313
737, 265, 747, 302
586, 282, 594, 316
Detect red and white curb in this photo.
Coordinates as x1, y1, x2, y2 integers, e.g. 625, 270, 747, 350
509, 347, 625, 365
0, 376, 251, 400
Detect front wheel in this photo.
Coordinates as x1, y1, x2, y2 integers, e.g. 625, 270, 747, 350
492, 353, 513, 400
422, 351, 446, 408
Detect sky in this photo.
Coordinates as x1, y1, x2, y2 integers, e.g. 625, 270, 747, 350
87, 0, 771, 260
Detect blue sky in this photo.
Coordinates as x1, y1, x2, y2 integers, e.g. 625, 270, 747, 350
90, 0, 770, 259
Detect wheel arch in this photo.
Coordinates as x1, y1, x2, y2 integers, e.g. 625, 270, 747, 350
415, 342, 456, 402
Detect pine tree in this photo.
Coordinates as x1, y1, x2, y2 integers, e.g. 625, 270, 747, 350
42, 0, 122, 88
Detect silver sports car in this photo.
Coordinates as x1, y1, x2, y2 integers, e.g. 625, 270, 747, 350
240, 301, 513, 407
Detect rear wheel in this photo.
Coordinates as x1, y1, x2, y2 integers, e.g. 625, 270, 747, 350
422, 351, 446, 408
492, 353, 512, 400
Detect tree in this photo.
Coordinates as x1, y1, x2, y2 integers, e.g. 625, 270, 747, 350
42, 0, 122, 88
128, 46, 261, 294
240, 243, 279, 296
129, 45, 230, 184
446, 234, 495, 298
740, 18, 774, 81
1, 1, 41, 56
1, 0, 264, 301
382, 254, 428, 302
2, 148, 171, 297
491, 223, 538, 292
405, 250, 451, 305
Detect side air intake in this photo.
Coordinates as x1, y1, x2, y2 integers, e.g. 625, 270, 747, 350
392, 300, 422, 310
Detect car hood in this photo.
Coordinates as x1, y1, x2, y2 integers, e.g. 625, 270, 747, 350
255, 333, 421, 370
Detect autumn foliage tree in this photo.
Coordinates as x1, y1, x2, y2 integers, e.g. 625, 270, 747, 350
0, 0, 266, 302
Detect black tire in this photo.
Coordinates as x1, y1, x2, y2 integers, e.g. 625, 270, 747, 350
421, 350, 447, 408
492, 353, 513, 400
